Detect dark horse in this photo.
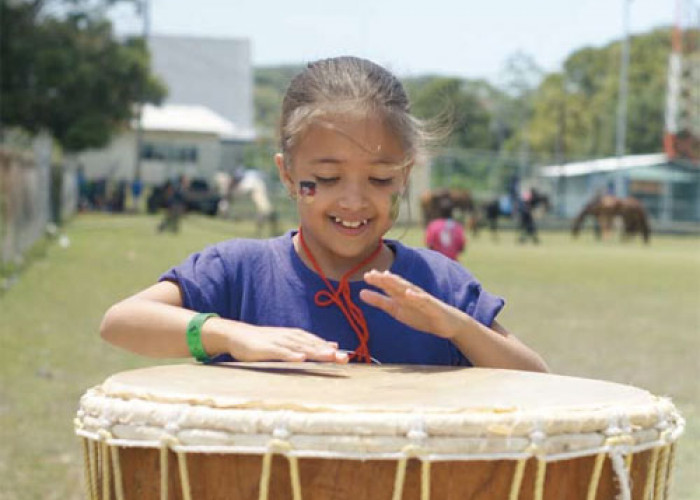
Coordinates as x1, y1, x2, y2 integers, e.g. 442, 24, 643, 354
572, 194, 650, 243
420, 188, 475, 227
474, 188, 551, 242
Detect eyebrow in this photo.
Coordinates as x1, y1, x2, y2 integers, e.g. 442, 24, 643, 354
308, 155, 407, 169
371, 158, 403, 167
310, 157, 344, 165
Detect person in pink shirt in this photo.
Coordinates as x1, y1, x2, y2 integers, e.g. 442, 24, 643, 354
425, 194, 466, 260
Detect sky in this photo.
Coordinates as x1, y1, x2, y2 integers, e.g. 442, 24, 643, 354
109, 0, 689, 83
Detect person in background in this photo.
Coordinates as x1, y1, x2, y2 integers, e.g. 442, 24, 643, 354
131, 177, 143, 213
231, 168, 279, 237
517, 187, 539, 244
425, 192, 466, 261
157, 175, 187, 233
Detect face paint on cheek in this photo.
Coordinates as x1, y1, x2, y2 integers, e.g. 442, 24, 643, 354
299, 181, 316, 204
390, 192, 401, 221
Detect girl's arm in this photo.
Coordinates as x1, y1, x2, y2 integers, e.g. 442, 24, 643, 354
100, 281, 347, 363
361, 270, 549, 372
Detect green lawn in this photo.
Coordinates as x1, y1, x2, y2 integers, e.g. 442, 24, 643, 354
1, 213, 698, 499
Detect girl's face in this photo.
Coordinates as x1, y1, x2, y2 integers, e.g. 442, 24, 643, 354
276, 114, 410, 271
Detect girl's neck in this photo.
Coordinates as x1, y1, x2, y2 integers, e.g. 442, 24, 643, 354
293, 231, 393, 282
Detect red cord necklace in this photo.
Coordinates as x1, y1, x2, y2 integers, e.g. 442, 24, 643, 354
298, 227, 383, 363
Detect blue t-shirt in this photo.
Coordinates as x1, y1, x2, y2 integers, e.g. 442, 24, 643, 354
160, 231, 504, 366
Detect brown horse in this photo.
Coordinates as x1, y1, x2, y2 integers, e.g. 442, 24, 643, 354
572, 194, 650, 243
420, 188, 475, 227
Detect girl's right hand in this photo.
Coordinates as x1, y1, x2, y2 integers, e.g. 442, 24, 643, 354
205, 319, 349, 363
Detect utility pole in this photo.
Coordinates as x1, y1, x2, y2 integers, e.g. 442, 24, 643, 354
615, 0, 632, 196
133, 0, 150, 185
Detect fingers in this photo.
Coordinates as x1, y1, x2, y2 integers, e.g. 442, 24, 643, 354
364, 269, 421, 297
230, 327, 348, 364
359, 288, 398, 316
277, 336, 349, 363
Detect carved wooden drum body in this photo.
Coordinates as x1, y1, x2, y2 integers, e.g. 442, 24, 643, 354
74, 363, 684, 499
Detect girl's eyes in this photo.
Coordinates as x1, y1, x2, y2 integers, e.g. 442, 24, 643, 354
313, 176, 339, 185
369, 177, 395, 186
313, 176, 394, 186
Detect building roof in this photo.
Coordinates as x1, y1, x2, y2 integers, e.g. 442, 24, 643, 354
540, 153, 668, 178
138, 104, 255, 140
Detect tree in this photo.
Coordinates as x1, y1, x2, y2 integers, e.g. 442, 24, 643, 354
0, 0, 167, 152
526, 27, 677, 160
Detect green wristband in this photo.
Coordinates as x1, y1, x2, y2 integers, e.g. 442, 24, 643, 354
186, 312, 219, 362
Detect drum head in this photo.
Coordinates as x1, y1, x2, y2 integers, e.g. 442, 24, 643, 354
100, 362, 657, 413
78, 363, 682, 458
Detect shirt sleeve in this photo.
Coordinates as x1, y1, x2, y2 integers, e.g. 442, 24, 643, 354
443, 260, 504, 328
462, 280, 504, 328
159, 245, 230, 316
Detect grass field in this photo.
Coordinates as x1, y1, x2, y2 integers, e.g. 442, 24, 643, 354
1, 213, 698, 499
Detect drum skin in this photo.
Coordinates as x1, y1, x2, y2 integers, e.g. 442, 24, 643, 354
75, 363, 683, 500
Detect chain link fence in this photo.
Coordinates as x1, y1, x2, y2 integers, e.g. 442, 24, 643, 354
0, 135, 77, 275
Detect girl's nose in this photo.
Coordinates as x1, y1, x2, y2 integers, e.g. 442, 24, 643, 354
337, 181, 368, 210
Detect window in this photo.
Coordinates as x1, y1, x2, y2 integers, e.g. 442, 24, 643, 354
141, 142, 198, 163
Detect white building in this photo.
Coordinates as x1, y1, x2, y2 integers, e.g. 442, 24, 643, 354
540, 154, 700, 223
77, 35, 254, 185
76, 104, 243, 184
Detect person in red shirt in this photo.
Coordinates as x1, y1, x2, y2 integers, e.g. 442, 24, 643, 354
425, 194, 467, 260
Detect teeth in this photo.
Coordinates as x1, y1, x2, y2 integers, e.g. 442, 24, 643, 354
334, 217, 368, 228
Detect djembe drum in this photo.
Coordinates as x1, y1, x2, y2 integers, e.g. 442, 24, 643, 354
74, 363, 684, 500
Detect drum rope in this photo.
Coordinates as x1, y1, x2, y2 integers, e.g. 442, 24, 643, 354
642, 446, 660, 500
98, 430, 125, 500
654, 443, 671, 500
610, 451, 631, 500
526, 426, 547, 500
91, 441, 99, 500
160, 439, 170, 500
392, 444, 430, 500
585, 452, 606, 500
176, 448, 193, 500
533, 458, 547, 500
604, 434, 633, 500
80, 437, 98, 500
100, 436, 111, 500
663, 443, 677, 500
258, 438, 302, 500
625, 453, 634, 478
604, 415, 634, 500
508, 458, 527, 500
110, 444, 125, 500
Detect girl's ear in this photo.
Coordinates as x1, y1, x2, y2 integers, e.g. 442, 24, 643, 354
275, 153, 294, 194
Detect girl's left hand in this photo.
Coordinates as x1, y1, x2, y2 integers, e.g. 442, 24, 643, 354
360, 270, 466, 338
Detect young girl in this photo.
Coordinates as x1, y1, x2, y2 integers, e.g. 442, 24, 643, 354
100, 56, 548, 372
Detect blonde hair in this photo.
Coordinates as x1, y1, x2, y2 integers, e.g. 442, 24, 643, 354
279, 56, 434, 168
